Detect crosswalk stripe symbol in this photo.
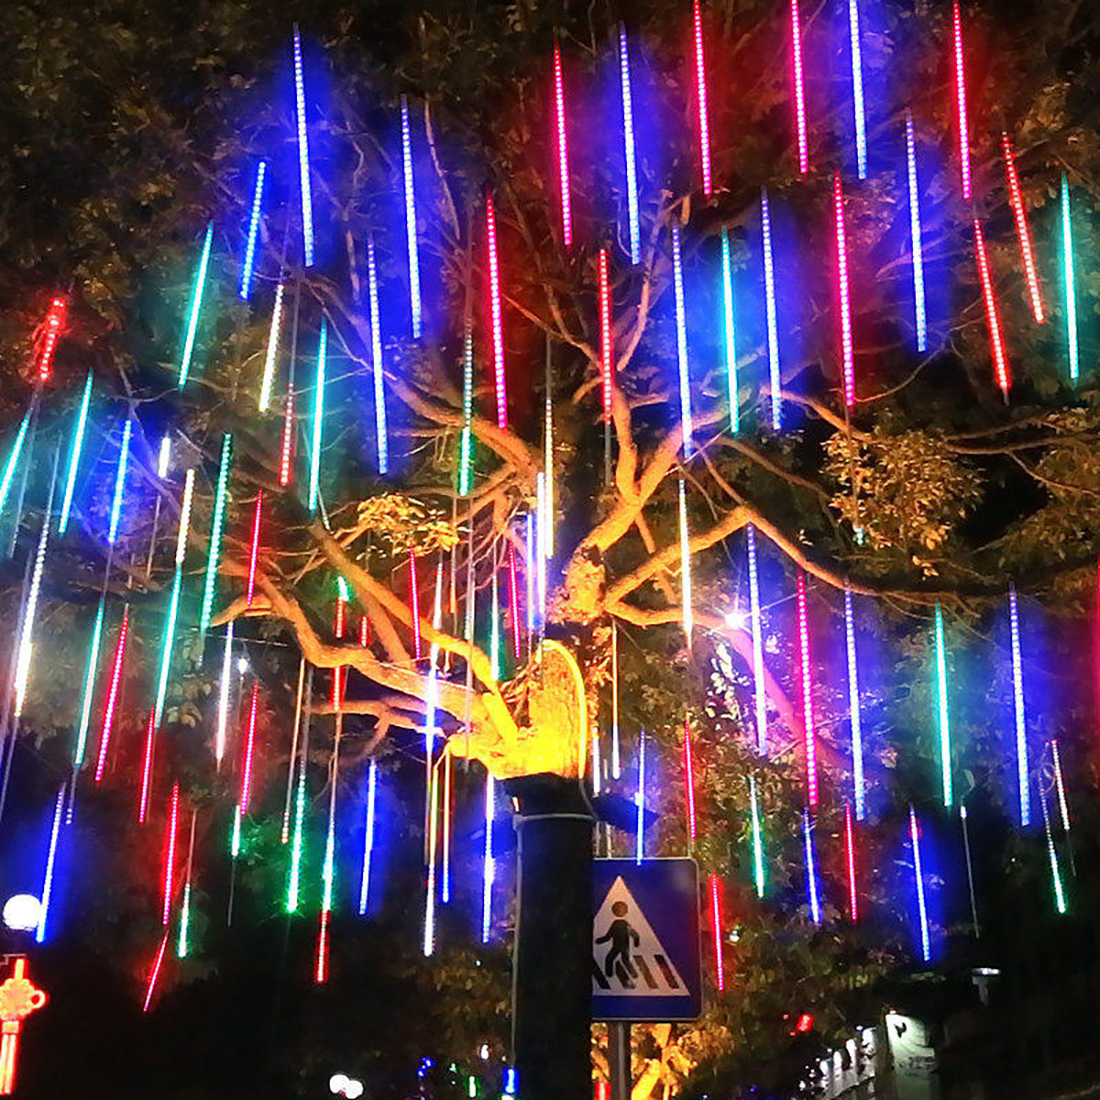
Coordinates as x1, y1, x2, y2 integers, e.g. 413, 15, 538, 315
592, 876, 688, 996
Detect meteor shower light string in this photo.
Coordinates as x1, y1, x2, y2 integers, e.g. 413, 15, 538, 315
848, 0, 867, 178
749, 774, 765, 898
367, 237, 389, 474
1061, 173, 1080, 383
178, 222, 213, 389
845, 801, 858, 921
481, 773, 495, 942
844, 581, 865, 819
692, 0, 712, 195
952, 1, 972, 201
239, 160, 266, 301
293, 25, 314, 267
747, 526, 768, 753
797, 574, 818, 807
720, 228, 740, 433
635, 731, 646, 865
683, 719, 696, 847
307, 323, 327, 513
58, 371, 92, 535
803, 809, 821, 925
934, 602, 952, 808
618, 23, 641, 264
762, 190, 781, 429
199, 434, 232, 634
358, 759, 378, 916
486, 194, 507, 429
107, 418, 132, 546
36, 297, 67, 383
1002, 135, 1044, 323
0, 413, 32, 519
790, 0, 808, 174
94, 607, 129, 782
709, 874, 724, 990
834, 173, 855, 407
553, 42, 573, 246
1009, 585, 1031, 826
258, 284, 285, 412
598, 248, 613, 420
974, 219, 1011, 395
910, 804, 930, 961
671, 224, 693, 456
905, 110, 928, 353
678, 477, 693, 645
400, 96, 423, 337
34, 785, 65, 943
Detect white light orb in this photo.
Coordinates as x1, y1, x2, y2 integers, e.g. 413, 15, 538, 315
344, 1082, 364, 1100
329, 1074, 350, 1095
725, 609, 748, 631
3, 894, 41, 932
237, 657, 249, 674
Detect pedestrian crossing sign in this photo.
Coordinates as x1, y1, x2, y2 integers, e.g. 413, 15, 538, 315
592, 858, 701, 1022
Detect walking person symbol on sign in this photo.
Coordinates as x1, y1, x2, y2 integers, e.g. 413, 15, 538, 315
591, 860, 701, 1022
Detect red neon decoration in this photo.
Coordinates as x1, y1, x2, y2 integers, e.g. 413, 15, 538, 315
142, 929, 171, 1013
246, 489, 263, 607
845, 800, 858, 922
834, 173, 855, 407
598, 248, 613, 419
486, 193, 507, 429
240, 681, 259, 814
708, 872, 724, 992
162, 783, 179, 926
692, 0, 712, 195
790, 0, 808, 175
553, 41, 572, 248
138, 709, 156, 825
1001, 134, 1045, 324
507, 542, 521, 659
796, 573, 818, 807
279, 385, 295, 487
973, 219, 1011, 395
952, 1, 972, 202
0, 958, 47, 1095
95, 607, 129, 783
36, 297, 67, 384
684, 718, 696, 845
409, 552, 423, 660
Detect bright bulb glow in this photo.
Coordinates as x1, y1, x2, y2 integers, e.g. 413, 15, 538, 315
934, 602, 952, 808
2, 895, 41, 933
401, 96, 423, 338
905, 110, 928, 353
293, 26, 315, 267
848, 0, 867, 178
910, 805, 930, 962
1061, 173, 1080, 383
1001, 135, 1044, 324
720, 228, 740, 433
618, 23, 641, 264
844, 583, 865, 819
258, 284, 285, 412
486, 194, 507, 429
671, 224, 693, 457
790, 0, 808, 174
552, 43, 573, 246
834, 174, 855, 407
692, 0, 712, 196
107, 418, 132, 545
797, 574, 817, 807
199, 434, 232, 634
952, 2, 972, 201
1008, 585, 1030, 827
178, 223, 213, 389
367, 238, 389, 475
239, 160, 266, 301
747, 525, 767, 754
308, 323, 326, 514
58, 371, 92, 535
761, 190, 781, 429
973, 219, 1011, 395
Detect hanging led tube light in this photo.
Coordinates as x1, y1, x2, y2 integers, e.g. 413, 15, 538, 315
1001, 135, 1044, 324
848, 0, 867, 178
790, 0, 809, 175
833, 173, 856, 408
486, 194, 507, 429
366, 237, 389, 475
1050, 739, 1071, 833
803, 808, 821, 925
458, 317, 474, 496
598, 248, 613, 420
973, 219, 1011, 395
358, 759, 378, 916
845, 801, 858, 921
316, 757, 338, 982
611, 622, 621, 779
258, 284, 285, 412
34, 785, 66, 944
292, 25, 315, 267
239, 681, 259, 814
307, 322, 326, 514
178, 222, 213, 390
692, 0, 712, 196
543, 386, 554, 559
905, 110, 928, 354
177, 810, 197, 958
683, 718, 696, 848
107, 418, 132, 546
678, 476, 694, 646
671, 225, 694, 457
13, 498, 54, 719
1040, 789, 1068, 915
844, 582, 865, 819
909, 804, 931, 961
635, 730, 646, 865
199, 434, 232, 634
709, 873, 724, 991
796, 574, 818, 807
58, 371, 92, 535
552, 42, 573, 246
952, 1, 973, 202
72, 598, 106, 771
749, 774, 765, 899
239, 160, 266, 301
137, 709, 156, 825
94, 607, 129, 782
214, 623, 234, 767
286, 701, 310, 914
400, 96, 423, 338
618, 23, 641, 264
747, 526, 768, 754
279, 385, 296, 488
761, 189, 782, 430
36, 297, 67, 384
481, 772, 495, 943
506, 544, 521, 659
0, 412, 31, 519
720, 228, 739, 434
152, 469, 194, 730
1008, 584, 1031, 827
934, 602, 953, 808
1061, 173, 1080, 383
161, 783, 179, 926
246, 490, 263, 607
423, 764, 440, 958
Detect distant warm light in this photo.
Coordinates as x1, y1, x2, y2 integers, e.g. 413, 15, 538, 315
671, 224, 693, 456
708, 873, 724, 991
367, 237, 389, 474
308, 323, 327, 514
401, 96, 423, 338
761, 189, 781, 430
1061, 173, 1080, 383
258, 283, 285, 412
178, 222, 213, 389
618, 23, 641, 264
905, 110, 928, 353
36, 297, 67, 383
199, 434, 232, 634
952, 1, 972, 201
934, 602, 952, 808
790, 0, 808, 174
553, 42, 573, 246
909, 804, 930, 962
844, 582, 865, 819
720, 228, 740, 433
1008, 585, 1031, 827
797, 574, 818, 807
848, 0, 867, 179
973, 219, 1011, 395
239, 160, 266, 301
293, 25, 314, 267
1001, 135, 1044, 324
833, 173, 855, 407
692, 0, 712, 195
58, 371, 92, 535
486, 194, 507, 429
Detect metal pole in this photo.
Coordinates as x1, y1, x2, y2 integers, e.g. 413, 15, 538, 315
609, 1022, 631, 1100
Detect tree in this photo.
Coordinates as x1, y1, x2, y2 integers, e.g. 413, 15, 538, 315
3, 0, 1100, 1095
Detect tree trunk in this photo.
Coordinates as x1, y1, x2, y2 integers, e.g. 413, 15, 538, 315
507, 773, 594, 1100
